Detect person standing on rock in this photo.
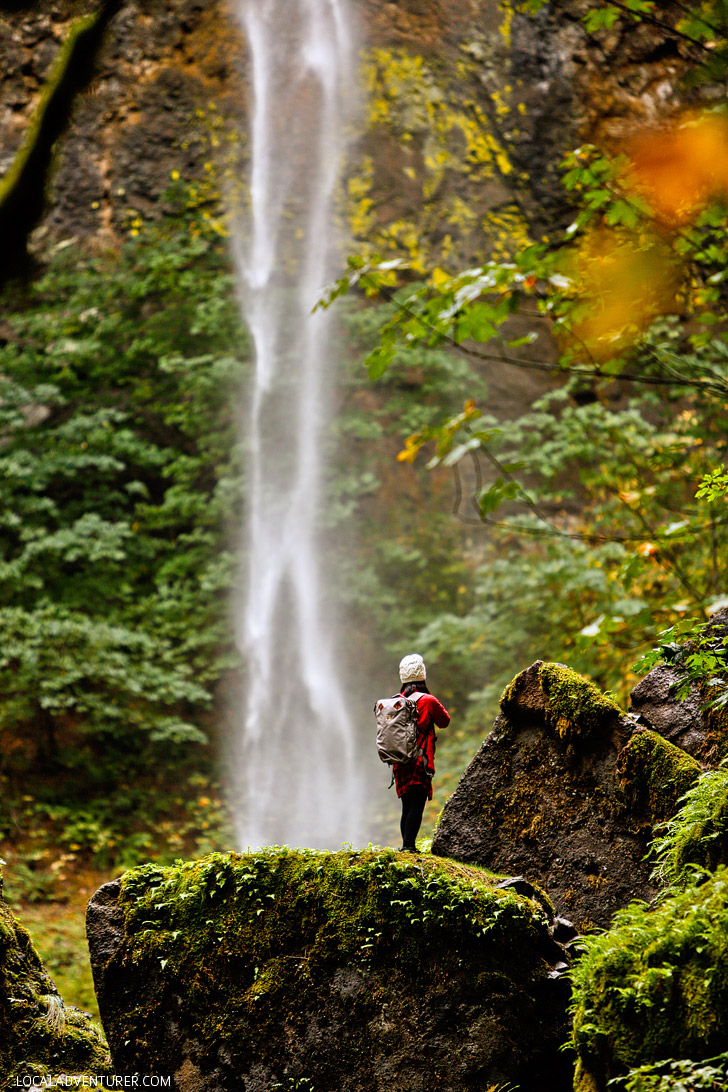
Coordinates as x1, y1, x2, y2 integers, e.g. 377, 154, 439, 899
395, 653, 450, 853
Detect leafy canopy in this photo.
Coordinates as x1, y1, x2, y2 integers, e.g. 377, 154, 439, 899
322, 0, 728, 713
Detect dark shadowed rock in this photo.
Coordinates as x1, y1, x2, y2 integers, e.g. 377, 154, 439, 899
86, 878, 126, 1035
87, 849, 573, 1092
432, 662, 657, 930
629, 664, 706, 756
432, 655, 726, 930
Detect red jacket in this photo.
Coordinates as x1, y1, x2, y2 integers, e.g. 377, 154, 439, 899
393, 691, 450, 799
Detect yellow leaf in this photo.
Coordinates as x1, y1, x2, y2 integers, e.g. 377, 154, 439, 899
430, 267, 450, 287
397, 434, 424, 463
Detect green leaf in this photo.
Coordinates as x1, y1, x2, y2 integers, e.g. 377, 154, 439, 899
583, 8, 621, 33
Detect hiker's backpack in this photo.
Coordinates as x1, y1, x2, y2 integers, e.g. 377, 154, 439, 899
374, 692, 426, 766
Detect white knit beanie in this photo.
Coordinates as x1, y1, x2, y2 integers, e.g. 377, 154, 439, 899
399, 653, 426, 684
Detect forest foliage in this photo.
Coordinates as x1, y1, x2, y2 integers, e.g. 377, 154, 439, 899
322, 0, 728, 735
0, 196, 247, 863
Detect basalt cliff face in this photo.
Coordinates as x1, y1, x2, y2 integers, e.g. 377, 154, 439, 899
0, 0, 701, 271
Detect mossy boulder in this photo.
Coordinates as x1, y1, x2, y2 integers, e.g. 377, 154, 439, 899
0, 863, 110, 1086
87, 848, 572, 1092
570, 868, 728, 1092
432, 662, 652, 930
617, 727, 702, 824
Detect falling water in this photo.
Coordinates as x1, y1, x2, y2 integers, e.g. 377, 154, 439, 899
231, 0, 362, 849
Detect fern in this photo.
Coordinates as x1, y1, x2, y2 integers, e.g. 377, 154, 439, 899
650, 766, 728, 888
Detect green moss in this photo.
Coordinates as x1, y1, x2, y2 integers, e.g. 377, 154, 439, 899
499, 663, 622, 745
0, 1, 121, 270
570, 869, 728, 1091
538, 663, 623, 743
574, 1065, 601, 1092
617, 729, 701, 824
0, 887, 110, 1083
499, 673, 519, 711
110, 848, 558, 1078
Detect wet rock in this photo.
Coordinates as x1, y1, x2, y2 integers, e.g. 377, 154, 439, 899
496, 874, 541, 900
550, 917, 578, 945
432, 653, 728, 930
629, 608, 728, 764
616, 727, 701, 822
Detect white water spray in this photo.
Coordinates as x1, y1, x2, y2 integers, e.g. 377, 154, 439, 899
231, 0, 362, 849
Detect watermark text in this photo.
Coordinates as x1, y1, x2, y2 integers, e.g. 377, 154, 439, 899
13, 1077, 171, 1089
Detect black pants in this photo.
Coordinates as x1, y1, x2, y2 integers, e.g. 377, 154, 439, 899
400, 785, 428, 850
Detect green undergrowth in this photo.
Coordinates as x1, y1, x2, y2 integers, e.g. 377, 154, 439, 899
614, 1052, 728, 1092
110, 848, 559, 1076
0, 865, 110, 1085
617, 729, 702, 825
13, 902, 100, 1019
649, 766, 728, 888
570, 868, 728, 1092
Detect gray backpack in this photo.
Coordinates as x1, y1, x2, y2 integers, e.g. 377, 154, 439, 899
374, 692, 426, 766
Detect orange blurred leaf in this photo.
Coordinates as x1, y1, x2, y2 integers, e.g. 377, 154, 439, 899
628, 114, 728, 224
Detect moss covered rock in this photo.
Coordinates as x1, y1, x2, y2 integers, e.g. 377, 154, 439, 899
571, 868, 728, 1092
502, 662, 623, 745
0, 863, 110, 1086
432, 661, 649, 930
627, 611, 728, 765
629, 665, 728, 766
617, 728, 702, 825
87, 848, 572, 1092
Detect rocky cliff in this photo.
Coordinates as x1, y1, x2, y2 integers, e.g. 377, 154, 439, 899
0, 0, 702, 273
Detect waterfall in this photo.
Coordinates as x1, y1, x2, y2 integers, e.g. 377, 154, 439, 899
230, 0, 362, 849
